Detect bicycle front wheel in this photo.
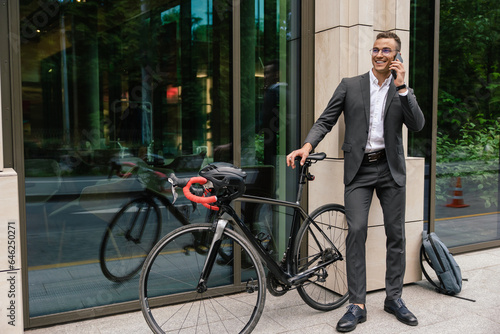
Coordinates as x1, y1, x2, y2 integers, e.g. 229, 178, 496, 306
100, 196, 161, 282
139, 223, 266, 334
294, 203, 349, 311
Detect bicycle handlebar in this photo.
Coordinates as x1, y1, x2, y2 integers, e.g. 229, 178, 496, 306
169, 174, 219, 210
182, 177, 217, 204
171, 152, 327, 210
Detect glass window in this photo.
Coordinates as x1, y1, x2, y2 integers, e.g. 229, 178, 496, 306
20, 0, 300, 319
21, 0, 232, 316
435, 0, 500, 247
238, 0, 300, 261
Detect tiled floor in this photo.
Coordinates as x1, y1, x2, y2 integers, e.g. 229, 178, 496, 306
25, 247, 500, 333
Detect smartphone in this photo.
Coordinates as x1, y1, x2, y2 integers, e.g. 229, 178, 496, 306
391, 52, 404, 79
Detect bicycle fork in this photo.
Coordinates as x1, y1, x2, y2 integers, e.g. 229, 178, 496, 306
196, 219, 228, 293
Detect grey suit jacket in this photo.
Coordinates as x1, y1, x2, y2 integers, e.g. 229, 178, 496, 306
304, 71, 425, 186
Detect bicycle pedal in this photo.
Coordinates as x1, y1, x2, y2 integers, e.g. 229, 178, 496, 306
246, 278, 258, 293
316, 268, 328, 282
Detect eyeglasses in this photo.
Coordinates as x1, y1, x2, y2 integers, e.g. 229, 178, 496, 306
370, 48, 398, 56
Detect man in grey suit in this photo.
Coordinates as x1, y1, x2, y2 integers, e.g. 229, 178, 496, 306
287, 31, 425, 332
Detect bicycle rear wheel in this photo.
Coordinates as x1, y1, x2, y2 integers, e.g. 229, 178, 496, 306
294, 203, 349, 311
100, 196, 161, 282
139, 223, 266, 334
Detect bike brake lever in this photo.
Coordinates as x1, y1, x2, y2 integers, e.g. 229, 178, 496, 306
168, 178, 179, 204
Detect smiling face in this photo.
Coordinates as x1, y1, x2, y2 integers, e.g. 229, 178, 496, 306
371, 38, 399, 77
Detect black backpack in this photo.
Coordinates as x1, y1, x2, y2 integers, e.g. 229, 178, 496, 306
420, 231, 475, 302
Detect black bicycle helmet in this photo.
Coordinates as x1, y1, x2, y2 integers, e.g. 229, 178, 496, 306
199, 162, 247, 201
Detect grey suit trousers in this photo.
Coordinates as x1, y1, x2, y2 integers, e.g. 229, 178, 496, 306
344, 155, 406, 304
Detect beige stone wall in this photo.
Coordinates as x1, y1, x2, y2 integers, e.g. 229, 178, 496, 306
311, 0, 423, 291
0, 169, 23, 333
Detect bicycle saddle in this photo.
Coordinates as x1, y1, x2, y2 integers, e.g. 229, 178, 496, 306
308, 152, 326, 161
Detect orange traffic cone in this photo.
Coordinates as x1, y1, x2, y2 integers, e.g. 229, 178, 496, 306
446, 177, 469, 208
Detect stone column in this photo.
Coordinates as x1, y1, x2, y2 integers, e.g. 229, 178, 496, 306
311, 0, 423, 291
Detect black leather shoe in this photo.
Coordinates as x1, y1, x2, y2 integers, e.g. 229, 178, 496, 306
336, 304, 367, 332
384, 298, 418, 326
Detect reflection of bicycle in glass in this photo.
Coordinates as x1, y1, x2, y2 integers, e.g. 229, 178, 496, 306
99, 160, 197, 282
139, 153, 349, 334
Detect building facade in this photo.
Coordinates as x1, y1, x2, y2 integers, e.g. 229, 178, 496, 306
0, 0, 498, 331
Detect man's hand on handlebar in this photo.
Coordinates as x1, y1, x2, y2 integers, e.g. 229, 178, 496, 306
286, 143, 313, 169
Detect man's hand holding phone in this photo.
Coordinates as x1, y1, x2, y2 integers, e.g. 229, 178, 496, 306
391, 53, 407, 93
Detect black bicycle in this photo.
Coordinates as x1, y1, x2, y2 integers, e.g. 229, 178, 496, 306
138, 153, 349, 333
99, 160, 197, 282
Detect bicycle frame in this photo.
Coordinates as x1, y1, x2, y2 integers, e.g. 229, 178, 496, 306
224, 197, 307, 285
202, 158, 341, 288
139, 155, 349, 334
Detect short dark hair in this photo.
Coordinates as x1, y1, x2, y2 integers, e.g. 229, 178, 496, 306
376, 31, 401, 51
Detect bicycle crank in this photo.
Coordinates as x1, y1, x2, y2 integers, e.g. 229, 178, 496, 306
266, 272, 289, 296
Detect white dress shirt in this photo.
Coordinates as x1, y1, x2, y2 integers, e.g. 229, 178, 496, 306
365, 69, 391, 153
365, 69, 409, 153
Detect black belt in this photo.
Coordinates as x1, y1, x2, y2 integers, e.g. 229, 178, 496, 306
363, 150, 386, 163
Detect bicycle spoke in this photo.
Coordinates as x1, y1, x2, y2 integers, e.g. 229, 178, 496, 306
295, 204, 349, 311
140, 223, 265, 334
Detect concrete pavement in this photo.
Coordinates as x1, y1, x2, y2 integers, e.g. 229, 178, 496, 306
25, 247, 500, 333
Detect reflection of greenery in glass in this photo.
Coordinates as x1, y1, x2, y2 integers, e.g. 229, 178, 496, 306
255, 133, 264, 163
161, 6, 180, 25
436, 0, 500, 208
436, 120, 499, 207
438, 0, 499, 134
